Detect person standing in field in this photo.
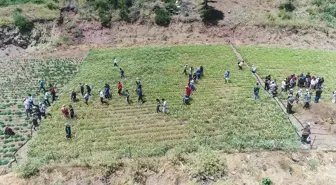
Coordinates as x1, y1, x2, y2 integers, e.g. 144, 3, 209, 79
70, 89, 77, 102
125, 90, 130, 104
27, 94, 35, 107
305, 72, 311, 88
39, 102, 46, 119
200, 65, 204, 76
183, 95, 190, 105
120, 68, 125, 79
301, 123, 311, 144
196, 67, 201, 80
190, 79, 196, 91
86, 84, 91, 95
224, 70, 230, 83
186, 86, 192, 97
31, 115, 39, 131
80, 83, 84, 96
113, 57, 118, 67
295, 89, 302, 104
24, 98, 31, 118
117, 82, 123, 95
156, 99, 161, 113
44, 92, 51, 106
39, 79, 45, 92
189, 66, 193, 76
84, 92, 89, 105
238, 61, 244, 70
281, 79, 287, 92
287, 94, 295, 114
183, 64, 188, 75
105, 83, 111, 99
50, 84, 57, 102
251, 65, 256, 74
265, 75, 271, 91
333, 91, 336, 103
303, 90, 311, 109
162, 99, 167, 114
253, 83, 260, 100
315, 87, 323, 103
65, 123, 71, 138
100, 90, 105, 104
137, 87, 144, 103
61, 105, 70, 118
69, 105, 74, 119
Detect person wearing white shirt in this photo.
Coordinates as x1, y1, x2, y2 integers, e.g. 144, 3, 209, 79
100, 90, 104, 104
162, 99, 167, 114
332, 91, 336, 103
251, 64, 256, 73
24, 98, 31, 118
44, 92, 51, 106
39, 102, 47, 119
281, 79, 287, 91
113, 57, 118, 67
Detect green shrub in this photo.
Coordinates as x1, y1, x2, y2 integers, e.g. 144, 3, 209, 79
262, 177, 272, 185
13, 13, 34, 32
46, 2, 58, 10
311, 0, 324, 7
278, 9, 292, 20
279, 0, 296, 12
15, 158, 42, 178
165, 3, 179, 15
98, 9, 112, 28
119, 7, 131, 22
155, 7, 171, 26
192, 149, 227, 179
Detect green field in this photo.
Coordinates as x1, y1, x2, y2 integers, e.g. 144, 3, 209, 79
27, 45, 298, 165
238, 46, 336, 101
0, 58, 81, 165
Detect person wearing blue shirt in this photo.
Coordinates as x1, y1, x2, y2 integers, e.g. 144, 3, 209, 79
224, 70, 230, 83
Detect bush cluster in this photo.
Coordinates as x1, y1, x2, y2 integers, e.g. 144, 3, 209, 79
13, 13, 34, 32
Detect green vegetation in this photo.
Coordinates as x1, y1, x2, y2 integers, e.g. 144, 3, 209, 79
310, 0, 336, 27
154, 7, 171, 26
0, 58, 82, 165
238, 46, 336, 101
262, 177, 272, 185
27, 45, 298, 167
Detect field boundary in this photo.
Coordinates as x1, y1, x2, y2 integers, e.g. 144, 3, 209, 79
229, 42, 304, 139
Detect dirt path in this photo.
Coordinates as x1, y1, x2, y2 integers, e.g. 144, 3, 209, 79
229, 41, 336, 151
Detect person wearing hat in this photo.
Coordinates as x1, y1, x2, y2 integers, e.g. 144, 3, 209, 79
61, 105, 70, 118
86, 84, 91, 95
65, 123, 71, 138
183, 64, 188, 75
224, 70, 230, 83
303, 89, 311, 109
287, 94, 295, 114
80, 83, 84, 96
301, 123, 311, 144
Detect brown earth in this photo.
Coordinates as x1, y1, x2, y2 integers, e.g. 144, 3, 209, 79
1, 151, 336, 185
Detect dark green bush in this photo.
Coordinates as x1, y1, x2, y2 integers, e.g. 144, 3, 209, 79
200, 5, 224, 25
98, 9, 112, 28
13, 13, 34, 32
165, 3, 179, 15
155, 7, 171, 26
119, 7, 131, 22
279, 1, 296, 12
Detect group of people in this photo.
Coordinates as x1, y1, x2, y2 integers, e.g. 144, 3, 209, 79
183, 64, 204, 105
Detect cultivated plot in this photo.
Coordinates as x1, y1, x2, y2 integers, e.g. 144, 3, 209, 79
28, 45, 298, 165
0, 58, 82, 165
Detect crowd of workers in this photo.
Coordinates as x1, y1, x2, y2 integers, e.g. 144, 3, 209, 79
8, 56, 333, 144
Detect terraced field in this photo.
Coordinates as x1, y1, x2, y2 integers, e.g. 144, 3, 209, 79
0, 58, 82, 165
28, 45, 298, 165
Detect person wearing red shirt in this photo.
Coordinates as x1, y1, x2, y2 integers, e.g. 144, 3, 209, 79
117, 82, 123, 95
50, 84, 57, 102
186, 86, 192, 97
61, 105, 69, 118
